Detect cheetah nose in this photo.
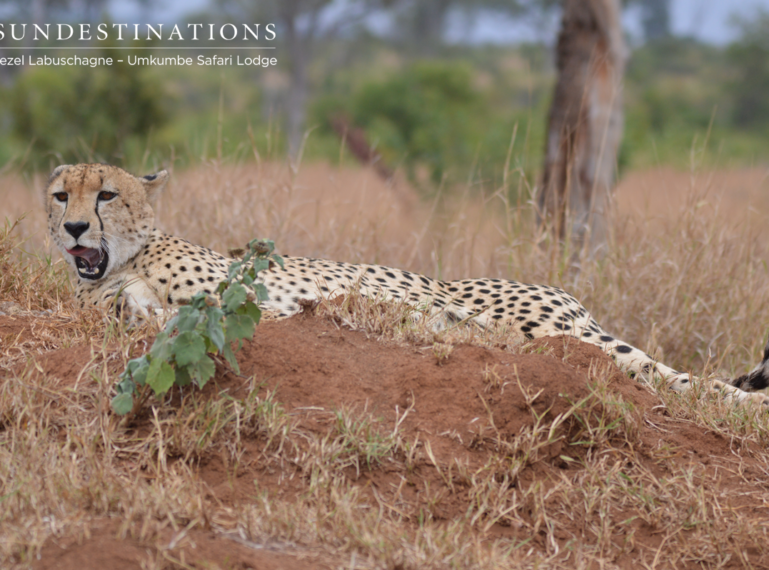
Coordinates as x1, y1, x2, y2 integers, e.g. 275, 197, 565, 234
64, 221, 90, 240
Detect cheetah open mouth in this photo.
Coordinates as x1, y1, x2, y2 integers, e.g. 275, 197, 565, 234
67, 246, 109, 280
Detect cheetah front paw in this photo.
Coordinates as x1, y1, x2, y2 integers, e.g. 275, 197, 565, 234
112, 278, 165, 327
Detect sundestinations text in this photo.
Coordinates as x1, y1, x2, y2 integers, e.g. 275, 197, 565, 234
0, 23, 276, 42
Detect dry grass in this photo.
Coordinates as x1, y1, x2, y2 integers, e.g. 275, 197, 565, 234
6, 161, 769, 374
3, 159, 769, 568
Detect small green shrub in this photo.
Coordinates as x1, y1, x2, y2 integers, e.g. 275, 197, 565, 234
111, 239, 283, 415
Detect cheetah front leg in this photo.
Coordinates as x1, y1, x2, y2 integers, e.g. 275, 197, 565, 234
92, 275, 166, 326
118, 277, 167, 324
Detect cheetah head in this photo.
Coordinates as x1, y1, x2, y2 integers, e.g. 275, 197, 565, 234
45, 164, 168, 281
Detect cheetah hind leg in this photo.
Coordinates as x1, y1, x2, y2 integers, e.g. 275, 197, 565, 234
610, 341, 769, 408
670, 372, 769, 408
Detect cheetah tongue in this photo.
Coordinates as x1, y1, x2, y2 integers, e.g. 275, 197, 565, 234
66, 247, 102, 268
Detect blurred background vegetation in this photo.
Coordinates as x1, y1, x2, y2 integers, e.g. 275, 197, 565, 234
0, 0, 768, 189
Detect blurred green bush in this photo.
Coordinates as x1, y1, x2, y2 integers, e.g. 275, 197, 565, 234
350, 62, 480, 184
9, 47, 167, 168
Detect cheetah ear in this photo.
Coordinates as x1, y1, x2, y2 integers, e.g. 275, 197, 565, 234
140, 170, 169, 202
44, 164, 71, 202
49, 164, 71, 183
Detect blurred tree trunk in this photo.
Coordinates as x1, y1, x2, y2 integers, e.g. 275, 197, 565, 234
640, 0, 670, 41
284, 8, 310, 160
275, 0, 398, 160
538, 0, 627, 252
401, 0, 452, 50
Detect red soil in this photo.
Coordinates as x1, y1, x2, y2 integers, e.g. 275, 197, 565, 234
2, 309, 768, 568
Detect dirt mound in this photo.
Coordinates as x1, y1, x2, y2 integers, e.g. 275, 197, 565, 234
5, 310, 769, 569
228, 313, 655, 463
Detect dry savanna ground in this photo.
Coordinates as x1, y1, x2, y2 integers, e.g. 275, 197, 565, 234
3, 161, 769, 568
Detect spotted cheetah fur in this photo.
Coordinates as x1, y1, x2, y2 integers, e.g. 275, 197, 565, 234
44, 164, 769, 407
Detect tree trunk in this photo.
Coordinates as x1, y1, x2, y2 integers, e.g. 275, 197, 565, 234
538, 0, 627, 252
641, 0, 670, 41
284, 13, 309, 160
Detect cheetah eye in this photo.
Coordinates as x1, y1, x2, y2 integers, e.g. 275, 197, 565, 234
98, 191, 117, 201
53, 192, 68, 202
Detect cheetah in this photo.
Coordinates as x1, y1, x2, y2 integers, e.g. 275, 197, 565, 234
45, 163, 769, 407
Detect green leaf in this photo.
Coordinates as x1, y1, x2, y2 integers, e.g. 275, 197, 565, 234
146, 358, 175, 395
174, 366, 193, 387
192, 355, 216, 388
222, 343, 240, 374
271, 254, 285, 270
133, 363, 149, 386
252, 258, 270, 274
111, 393, 134, 415
150, 332, 174, 362
253, 283, 270, 303
205, 306, 226, 350
228, 261, 243, 280
222, 283, 248, 312
125, 356, 146, 374
124, 357, 150, 386
163, 315, 179, 334
225, 314, 255, 343
121, 357, 148, 384
176, 306, 201, 332
190, 292, 208, 309
237, 301, 262, 324
117, 378, 135, 394
172, 331, 207, 367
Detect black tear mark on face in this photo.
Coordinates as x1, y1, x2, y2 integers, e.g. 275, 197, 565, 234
144, 174, 157, 181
